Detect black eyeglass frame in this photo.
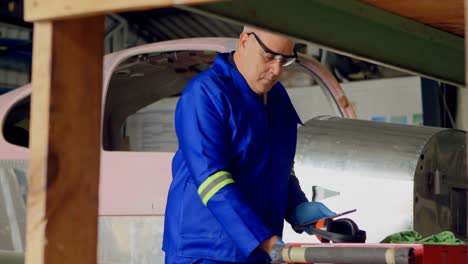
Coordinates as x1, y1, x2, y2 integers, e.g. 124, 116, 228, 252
247, 32, 297, 65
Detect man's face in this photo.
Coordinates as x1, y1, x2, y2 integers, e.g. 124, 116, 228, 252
239, 31, 295, 95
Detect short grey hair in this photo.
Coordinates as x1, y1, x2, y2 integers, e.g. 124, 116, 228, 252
243, 25, 257, 33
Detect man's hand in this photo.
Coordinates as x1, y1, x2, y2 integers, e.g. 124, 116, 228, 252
294, 202, 335, 234
258, 235, 281, 255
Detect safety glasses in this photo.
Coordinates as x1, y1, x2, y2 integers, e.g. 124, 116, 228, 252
247, 32, 297, 67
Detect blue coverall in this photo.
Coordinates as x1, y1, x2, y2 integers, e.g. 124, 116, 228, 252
163, 52, 307, 263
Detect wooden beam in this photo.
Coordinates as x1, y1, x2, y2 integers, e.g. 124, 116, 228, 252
24, 0, 221, 21
25, 16, 104, 264
361, 0, 464, 37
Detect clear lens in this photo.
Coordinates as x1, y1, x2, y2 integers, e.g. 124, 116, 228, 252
281, 57, 296, 67
272, 55, 296, 67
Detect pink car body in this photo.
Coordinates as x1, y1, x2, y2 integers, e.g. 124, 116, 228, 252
0, 38, 354, 261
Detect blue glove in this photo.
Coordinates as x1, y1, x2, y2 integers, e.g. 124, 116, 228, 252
269, 240, 285, 261
293, 202, 335, 234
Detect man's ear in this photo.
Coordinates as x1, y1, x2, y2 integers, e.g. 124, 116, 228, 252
238, 32, 249, 50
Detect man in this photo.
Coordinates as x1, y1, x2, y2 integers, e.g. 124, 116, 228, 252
163, 26, 335, 263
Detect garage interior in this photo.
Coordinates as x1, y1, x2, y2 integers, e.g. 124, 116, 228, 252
0, 0, 467, 263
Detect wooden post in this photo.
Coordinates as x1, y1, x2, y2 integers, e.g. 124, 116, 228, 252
25, 16, 104, 264
22, 1, 221, 263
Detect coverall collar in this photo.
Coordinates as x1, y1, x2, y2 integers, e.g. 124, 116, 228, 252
213, 52, 274, 104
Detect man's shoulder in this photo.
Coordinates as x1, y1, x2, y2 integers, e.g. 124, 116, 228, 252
194, 66, 224, 83
185, 66, 233, 96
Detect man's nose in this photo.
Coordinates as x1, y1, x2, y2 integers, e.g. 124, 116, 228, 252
269, 60, 283, 76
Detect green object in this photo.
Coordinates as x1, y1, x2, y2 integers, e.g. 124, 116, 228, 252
412, 113, 423, 125
0, 250, 24, 264
381, 231, 465, 245
419, 231, 465, 245
186, 0, 465, 86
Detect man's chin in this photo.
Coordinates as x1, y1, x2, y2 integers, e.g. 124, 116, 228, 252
258, 85, 274, 95
251, 80, 276, 95
260, 78, 277, 87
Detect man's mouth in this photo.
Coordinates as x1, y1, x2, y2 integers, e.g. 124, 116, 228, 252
263, 78, 275, 83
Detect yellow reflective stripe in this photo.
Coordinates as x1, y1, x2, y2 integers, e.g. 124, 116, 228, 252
201, 178, 235, 205
198, 170, 230, 196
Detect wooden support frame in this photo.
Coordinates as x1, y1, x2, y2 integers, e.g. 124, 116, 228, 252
25, 17, 104, 263
22, 0, 468, 263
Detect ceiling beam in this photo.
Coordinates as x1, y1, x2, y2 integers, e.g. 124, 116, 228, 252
24, 0, 220, 21
186, 0, 465, 86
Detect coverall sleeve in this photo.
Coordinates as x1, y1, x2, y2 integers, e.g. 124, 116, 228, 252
285, 168, 308, 229
175, 80, 272, 257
